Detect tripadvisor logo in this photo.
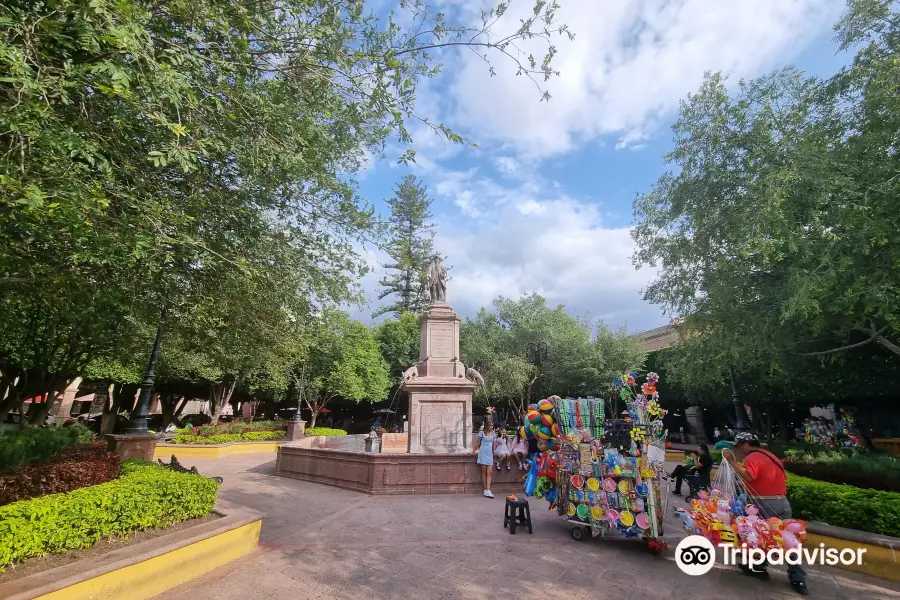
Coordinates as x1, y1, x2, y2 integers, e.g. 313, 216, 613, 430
675, 535, 866, 576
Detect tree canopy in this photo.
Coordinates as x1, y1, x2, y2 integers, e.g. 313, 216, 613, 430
374, 175, 438, 318
632, 0, 900, 394
0, 0, 573, 426
460, 294, 647, 416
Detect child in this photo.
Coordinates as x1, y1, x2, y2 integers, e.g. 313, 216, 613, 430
494, 432, 511, 470
474, 419, 496, 498
512, 429, 529, 469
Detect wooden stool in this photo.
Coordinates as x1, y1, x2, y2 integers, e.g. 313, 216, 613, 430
503, 497, 533, 534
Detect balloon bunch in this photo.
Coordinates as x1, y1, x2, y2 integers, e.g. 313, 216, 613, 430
520, 397, 563, 500
519, 397, 561, 452
676, 489, 807, 550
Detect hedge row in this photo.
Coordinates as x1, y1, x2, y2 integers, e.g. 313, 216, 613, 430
787, 474, 900, 538
0, 442, 120, 506
0, 460, 219, 570
305, 427, 347, 437
0, 425, 93, 470
784, 460, 900, 494
188, 420, 287, 437
172, 430, 285, 444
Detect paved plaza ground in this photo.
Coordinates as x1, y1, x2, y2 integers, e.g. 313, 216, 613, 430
156, 454, 900, 600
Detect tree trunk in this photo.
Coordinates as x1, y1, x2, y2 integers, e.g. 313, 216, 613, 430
102, 383, 138, 435
160, 393, 187, 430
309, 408, 319, 429
209, 378, 237, 426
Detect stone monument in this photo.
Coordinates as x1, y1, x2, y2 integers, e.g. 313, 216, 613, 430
402, 257, 481, 453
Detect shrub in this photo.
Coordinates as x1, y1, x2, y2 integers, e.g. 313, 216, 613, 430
787, 474, 900, 537
0, 425, 94, 470
171, 430, 285, 444
305, 427, 347, 437
0, 460, 218, 570
0, 442, 121, 506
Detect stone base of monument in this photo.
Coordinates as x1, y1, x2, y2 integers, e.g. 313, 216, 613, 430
275, 446, 527, 495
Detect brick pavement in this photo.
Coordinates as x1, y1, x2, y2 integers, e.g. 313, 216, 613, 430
155, 455, 900, 600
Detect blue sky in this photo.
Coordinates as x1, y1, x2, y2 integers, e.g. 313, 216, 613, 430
353, 0, 850, 331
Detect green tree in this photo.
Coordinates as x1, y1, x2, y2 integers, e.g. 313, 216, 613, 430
461, 295, 645, 416
0, 0, 572, 426
632, 0, 900, 393
293, 312, 390, 428
375, 312, 421, 381
375, 176, 438, 317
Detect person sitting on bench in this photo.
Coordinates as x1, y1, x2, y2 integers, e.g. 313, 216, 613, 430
670, 444, 712, 496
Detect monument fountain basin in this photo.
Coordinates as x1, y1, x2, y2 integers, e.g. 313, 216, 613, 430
275, 445, 528, 495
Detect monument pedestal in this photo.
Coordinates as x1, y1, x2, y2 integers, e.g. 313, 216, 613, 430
403, 302, 475, 454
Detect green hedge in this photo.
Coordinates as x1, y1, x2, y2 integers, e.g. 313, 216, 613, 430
0, 460, 218, 570
171, 430, 285, 444
787, 474, 900, 537
305, 427, 347, 437
0, 425, 93, 470
190, 420, 287, 437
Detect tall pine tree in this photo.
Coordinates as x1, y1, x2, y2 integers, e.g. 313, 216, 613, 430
374, 175, 438, 318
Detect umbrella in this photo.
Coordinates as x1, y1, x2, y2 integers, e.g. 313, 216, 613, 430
374, 408, 396, 414
302, 407, 331, 413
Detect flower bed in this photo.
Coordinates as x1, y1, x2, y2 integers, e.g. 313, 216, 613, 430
0, 442, 121, 506
0, 425, 93, 470
186, 420, 287, 438
304, 427, 347, 437
0, 460, 219, 571
171, 430, 285, 444
787, 474, 900, 538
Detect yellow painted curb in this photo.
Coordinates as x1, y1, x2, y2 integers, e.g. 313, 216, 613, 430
805, 532, 900, 583
154, 442, 280, 459
34, 519, 261, 600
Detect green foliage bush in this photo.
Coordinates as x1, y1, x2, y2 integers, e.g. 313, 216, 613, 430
783, 449, 900, 477
0, 425, 93, 470
171, 430, 285, 444
0, 460, 218, 570
305, 427, 347, 437
787, 474, 900, 537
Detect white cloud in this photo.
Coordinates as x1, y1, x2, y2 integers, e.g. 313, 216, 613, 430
443, 0, 843, 157
361, 165, 664, 331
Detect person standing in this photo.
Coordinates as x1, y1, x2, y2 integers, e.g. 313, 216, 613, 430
723, 433, 808, 595
474, 419, 496, 498
713, 426, 721, 442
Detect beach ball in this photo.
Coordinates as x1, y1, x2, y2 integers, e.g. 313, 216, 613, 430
526, 410, 542, 426
539, 413, 554, 427
519, 426, 535, 440
537, 425, 553, 440
537, 398, 554, 414
550, 423, 561, 438
545, 438, 558, 450
527, 403, 538, 413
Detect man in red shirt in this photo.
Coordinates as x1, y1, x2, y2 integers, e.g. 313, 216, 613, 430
724, 433, 808, 595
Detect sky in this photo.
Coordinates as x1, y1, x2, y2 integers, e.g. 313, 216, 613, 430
352, 0, 851, 332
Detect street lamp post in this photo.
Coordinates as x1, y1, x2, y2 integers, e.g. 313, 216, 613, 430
123, 321, 164, 435
730, 367, 749, 433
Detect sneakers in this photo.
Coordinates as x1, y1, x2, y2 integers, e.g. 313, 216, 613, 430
791, 581, 809, 595
483, 490, 494, 498
506, 463, 511, 470
739, 563, 771, 580
496, 463, 501, 470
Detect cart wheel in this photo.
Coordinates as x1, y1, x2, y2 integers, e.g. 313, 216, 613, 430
571, 526, 586, 541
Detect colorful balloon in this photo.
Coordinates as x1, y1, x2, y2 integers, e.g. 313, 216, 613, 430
526, 410, 542, 426
536, 425, 553, 440
537, 398, 554, 413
